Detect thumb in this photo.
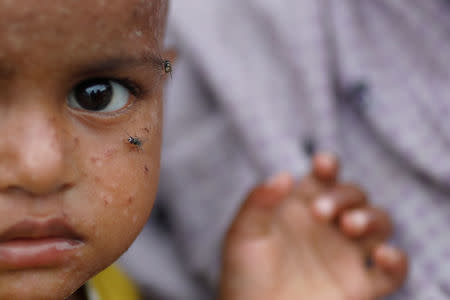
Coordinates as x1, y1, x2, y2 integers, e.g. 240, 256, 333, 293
312, 153, 340, 184
226, 172, 294, 240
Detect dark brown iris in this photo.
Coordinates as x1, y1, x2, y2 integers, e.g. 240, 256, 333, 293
73, 79, 112, 111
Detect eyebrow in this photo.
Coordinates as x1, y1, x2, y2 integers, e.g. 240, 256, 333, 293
75, 52, 164, 77
0, 53, 165, 80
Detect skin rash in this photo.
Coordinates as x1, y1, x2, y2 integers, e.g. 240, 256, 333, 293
0, 0, 170, 299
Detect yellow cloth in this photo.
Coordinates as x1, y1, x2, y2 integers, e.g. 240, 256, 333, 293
86, 265, 141, 300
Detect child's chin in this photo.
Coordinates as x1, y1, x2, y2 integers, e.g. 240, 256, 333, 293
0, 287, 75, 300
1, 289, 72, 300
0, 268, 87, 300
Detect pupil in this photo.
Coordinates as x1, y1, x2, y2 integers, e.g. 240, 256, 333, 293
74, 79, 112, 111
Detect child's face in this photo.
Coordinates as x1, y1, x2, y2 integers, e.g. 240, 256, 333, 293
0, 0, 167, 298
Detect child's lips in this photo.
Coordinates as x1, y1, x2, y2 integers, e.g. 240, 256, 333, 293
0, 219, 84, 270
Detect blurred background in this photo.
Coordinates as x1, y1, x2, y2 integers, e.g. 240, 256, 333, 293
120, 1, 450, 299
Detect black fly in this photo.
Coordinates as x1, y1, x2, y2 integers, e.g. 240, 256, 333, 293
162, 58, 172, 78
128, 136, 142, 146
126, 134, 144, 151
153, 55, 172, 78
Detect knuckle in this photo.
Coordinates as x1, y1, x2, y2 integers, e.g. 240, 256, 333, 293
339, 183, 368, 204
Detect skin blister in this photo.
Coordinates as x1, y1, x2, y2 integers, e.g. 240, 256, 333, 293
0, 0, 171, 299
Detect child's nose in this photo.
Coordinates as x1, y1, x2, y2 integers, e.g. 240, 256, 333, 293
0, 105, 73, 196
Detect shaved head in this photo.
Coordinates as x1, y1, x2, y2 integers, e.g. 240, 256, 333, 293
0, 0, 170, 76
0, 0, 169, 55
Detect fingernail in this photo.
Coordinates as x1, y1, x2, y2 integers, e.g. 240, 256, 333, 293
313, 153, 339, 182
265, 172, 292, 189
313, 195, 335, 220
315, 153, 338, 169
348, 210, 369, 233
376, 244, 399, 262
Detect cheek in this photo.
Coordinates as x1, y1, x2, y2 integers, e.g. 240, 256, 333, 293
95, 153, 159, 219
89, 144, 159, 234
65, 123, 161, 269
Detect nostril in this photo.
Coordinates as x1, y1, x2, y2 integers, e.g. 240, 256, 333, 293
2, 185, 43, 198
4, 185, 26, 195
61, 183, 74, 193
3, 182, 73, 197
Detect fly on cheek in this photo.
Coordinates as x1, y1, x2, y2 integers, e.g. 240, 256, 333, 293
63, 53, 172, 147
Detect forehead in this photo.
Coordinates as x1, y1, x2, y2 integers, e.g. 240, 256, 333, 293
0, 0, 166, 28
0, 0, 167, 65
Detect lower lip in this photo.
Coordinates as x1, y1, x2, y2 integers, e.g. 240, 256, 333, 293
0, 238, 83, 270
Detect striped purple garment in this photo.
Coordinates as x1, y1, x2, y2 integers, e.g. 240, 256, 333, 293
120, 1, 450, 299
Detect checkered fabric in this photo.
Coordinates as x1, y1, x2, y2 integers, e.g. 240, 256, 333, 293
120, 1, 450, 299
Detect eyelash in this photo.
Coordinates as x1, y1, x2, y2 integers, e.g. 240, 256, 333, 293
72, 76, 146, 99
109, 77, 145, 98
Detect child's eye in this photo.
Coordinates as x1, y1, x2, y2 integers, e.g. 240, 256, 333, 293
67, 79, 131, 112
